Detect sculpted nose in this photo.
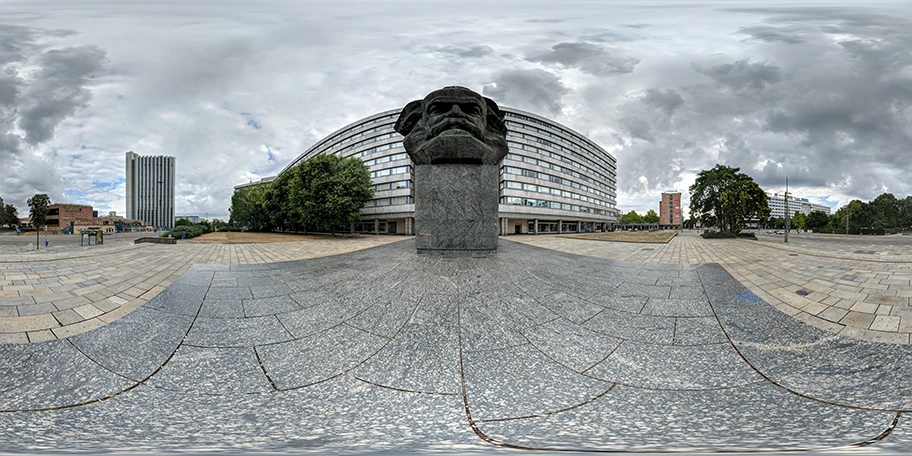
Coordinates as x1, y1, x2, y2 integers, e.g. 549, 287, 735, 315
448, 104, 466, 117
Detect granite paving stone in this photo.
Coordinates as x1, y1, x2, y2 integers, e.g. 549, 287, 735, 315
3, 235, 912, 453
241, 295, 301, 317
351, 296, 461, 395
520, 317, 622, 373
196, 298, 245, 318
0, 340, 135, 411
463, 343, 611, 421
672, 316, 729, 345
147, 345, 273, 394
582, 306, 676, 345
70, 308, 191, 381
541, 291, 606, 323
585, 340, 762, 389
476, 382, 895, 452
257, 324, 388, 390
184, 315, 293, 347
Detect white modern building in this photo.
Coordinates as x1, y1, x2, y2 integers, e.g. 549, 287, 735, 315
235, 107, 618, 235
767, 192, 831, 218
126, 151, 176, 229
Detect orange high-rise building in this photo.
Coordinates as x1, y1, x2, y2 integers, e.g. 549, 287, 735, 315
660, 191, 682, 228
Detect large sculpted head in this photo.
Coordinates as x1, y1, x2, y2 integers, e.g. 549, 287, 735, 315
394, 86, 509, 166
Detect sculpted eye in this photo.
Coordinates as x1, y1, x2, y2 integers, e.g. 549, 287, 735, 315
461, 103, 481, 115
429, 103, 448, 115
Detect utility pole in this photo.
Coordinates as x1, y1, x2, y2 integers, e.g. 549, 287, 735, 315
784, 177, 789, 243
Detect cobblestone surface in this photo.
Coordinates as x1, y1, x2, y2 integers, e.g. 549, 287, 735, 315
512, 231, 912, 344
0, 235, 405, 343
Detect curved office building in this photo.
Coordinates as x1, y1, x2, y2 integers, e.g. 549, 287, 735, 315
241, 107, 618, 235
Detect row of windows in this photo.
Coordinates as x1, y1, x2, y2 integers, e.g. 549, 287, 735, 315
506, 133, 616, 184
503, 166, 617, 202
371, 166, 410, 179
373, 180, 410, 191
332, 132, 399, 155
344, 141, 404, 160
505, 150, 615, 198
502, 181, 610, 207
503, 112, 595, 155
365, 196, 412, 207
501, 197, 609, 216
503, 115, 616, 171
305, 113, 399, 158
362, 152, 408, 167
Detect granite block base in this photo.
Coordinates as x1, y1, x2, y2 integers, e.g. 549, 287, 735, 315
414, 163, 500, 254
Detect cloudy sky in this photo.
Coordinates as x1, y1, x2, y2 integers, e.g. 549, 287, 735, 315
1, 0, 911, 219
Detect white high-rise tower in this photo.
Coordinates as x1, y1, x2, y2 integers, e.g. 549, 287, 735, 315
125, 151, 176, 229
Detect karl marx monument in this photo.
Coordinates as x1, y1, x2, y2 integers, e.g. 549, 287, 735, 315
395, 86, 509, 254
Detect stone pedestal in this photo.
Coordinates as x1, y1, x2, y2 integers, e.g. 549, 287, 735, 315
414, 164, 500, 254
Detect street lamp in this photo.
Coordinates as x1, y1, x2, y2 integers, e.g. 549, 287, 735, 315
784, 177, 789, 244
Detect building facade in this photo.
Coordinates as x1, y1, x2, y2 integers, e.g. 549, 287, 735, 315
43, 203, 143, 233
767, 192, 831, 219
126, 152, 176, 229
236, 107, 618, 235
659, 191, 682, 228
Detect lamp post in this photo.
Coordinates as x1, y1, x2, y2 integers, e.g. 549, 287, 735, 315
784, 177, 789, 244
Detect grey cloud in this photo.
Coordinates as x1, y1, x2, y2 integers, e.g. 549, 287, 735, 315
716, 132, 753, 169
429, 44, 495, 59
582, 30, 634, 43
737, 25, 805, 44
621, 117, 655, 143
642, 88, 684, 117
0, 24, 99, 209
483, 68, 570, 116
694, 59, 781, 91
18, 45, 107, 145
526, 42, 639, 76
0, 24, 38, 64
0, 72, 20, 106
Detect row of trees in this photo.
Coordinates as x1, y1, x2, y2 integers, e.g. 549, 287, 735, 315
0, 196, 20, 229
619, 209, 660, 225
688, 164, 912, 234
230, 154, 374, 234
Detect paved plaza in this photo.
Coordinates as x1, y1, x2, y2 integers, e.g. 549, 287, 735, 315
0, 232, 911, 452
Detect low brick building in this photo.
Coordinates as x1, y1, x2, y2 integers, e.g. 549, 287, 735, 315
44, 204, 144, 233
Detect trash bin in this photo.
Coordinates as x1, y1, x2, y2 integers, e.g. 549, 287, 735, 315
96, 231, 103, 245
181, 231, 186, 240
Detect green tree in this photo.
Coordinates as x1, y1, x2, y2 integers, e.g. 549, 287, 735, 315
643, 209, 660, 224
831, 200, 868, 232
3, 204, 18, 228
27, 194, 50, 249
899, 196, 912, 229
229, 182, 273, 231
175, 219, 193, 227
869, 193, 898, 229
806, 210, 829, 231
620, 210, 643, 225
792, 211, 806, 230
689, 165, 770, 233
292, 154, 373, 234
